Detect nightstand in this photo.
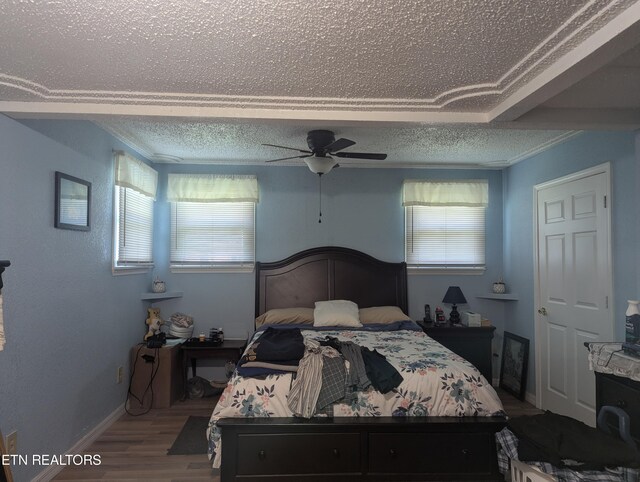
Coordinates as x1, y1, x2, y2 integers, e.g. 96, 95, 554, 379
418, 322, 496, 382
181, 338, 247, 397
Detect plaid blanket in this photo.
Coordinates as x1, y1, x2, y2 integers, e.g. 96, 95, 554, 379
496, 428, 639, 482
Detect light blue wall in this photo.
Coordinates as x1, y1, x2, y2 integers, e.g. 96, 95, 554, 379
153, 164, 505, 375
0, 116, 150, 481
503, 130, 639, 396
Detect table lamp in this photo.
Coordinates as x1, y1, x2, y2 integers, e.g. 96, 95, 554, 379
443, 286, 467, 324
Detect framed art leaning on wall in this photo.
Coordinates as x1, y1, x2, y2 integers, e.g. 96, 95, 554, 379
500, 331, 529, 400
55, 171, 91, 231
0, 429, 14, 482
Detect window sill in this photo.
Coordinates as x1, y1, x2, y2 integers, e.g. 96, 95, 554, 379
170, 265, 254, 274
112, 266, 152, 276
408, 266, 486, 275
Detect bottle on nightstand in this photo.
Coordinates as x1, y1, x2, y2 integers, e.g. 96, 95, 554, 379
435, 307, 446, 325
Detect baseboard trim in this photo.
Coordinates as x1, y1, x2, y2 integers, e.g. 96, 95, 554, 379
525, 391, 537, 407
31, 403, 124, 482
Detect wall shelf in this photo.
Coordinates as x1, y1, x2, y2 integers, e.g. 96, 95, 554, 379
141, 291, 183, 302
476, 294, 519, 301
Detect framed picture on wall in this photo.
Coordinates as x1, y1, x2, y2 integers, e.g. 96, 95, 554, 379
499, 331, 529, 401
55, 171, 91, 231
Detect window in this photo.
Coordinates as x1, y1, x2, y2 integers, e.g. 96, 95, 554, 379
167, 174, 258, 271
112, 151, 157, 271
403, 180, 488, 271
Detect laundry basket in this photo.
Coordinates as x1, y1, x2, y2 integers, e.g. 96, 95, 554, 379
510, 460, 557, 482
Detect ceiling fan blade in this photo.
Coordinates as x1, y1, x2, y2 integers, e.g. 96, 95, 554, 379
334, 152, 387, 160
266, 154, 312, 163
325, 138, 355, 153
262, 143, 311, 154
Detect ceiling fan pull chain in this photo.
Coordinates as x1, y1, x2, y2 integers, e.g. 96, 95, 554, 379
318, 174, 322, 223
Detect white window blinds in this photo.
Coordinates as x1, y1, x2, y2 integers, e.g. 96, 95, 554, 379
113, 152, 157, 269
403, 180, 487, 269
115, 186, 154, 265
168, 174, 258, 270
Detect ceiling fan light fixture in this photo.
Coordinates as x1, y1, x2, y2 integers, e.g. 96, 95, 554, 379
304, 155, 337, 175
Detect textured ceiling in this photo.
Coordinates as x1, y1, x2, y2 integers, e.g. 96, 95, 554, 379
1, 1, 640, 166
96, 118, 577, 167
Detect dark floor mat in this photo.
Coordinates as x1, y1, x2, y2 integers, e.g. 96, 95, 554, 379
167, 416, 209, 455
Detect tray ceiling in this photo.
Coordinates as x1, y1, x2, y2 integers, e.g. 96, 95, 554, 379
2, 1, 640, 166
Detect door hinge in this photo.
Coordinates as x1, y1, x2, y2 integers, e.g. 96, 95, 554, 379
606, 296, 609, 309
604, 195, 607, 208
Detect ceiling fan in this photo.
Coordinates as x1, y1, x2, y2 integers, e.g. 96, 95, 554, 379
263, 130, 387, 174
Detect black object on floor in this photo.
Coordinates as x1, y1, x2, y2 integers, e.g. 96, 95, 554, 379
167, 416, 209, 455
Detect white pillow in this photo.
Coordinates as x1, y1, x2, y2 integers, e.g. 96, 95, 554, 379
313, 300, 362, 327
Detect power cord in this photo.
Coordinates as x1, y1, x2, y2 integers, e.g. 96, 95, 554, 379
125, 343, 161, 416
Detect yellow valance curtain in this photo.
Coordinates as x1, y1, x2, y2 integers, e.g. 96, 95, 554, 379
402, 180, 488, 207
114, 151, 158, 199
167, 174, 259, 203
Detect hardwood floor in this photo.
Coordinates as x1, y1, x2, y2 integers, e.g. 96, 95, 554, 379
496, 387, 544, 417
54, 389, 540, 481
54, 397, 220, 482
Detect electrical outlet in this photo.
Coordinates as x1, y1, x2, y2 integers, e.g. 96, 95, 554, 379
6, 431, 17, 455
117, 366, 124, 384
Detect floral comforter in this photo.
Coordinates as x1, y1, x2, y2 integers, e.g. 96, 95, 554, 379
207, 326, 505, 468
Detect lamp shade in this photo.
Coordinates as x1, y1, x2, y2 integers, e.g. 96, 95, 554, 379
443, 286, 467, 305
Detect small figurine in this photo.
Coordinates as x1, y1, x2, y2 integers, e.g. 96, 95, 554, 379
144, 307, 164, 341
423, 304, 433, 324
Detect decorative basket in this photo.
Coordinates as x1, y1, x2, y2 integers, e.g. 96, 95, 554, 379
152, 278, 166, 293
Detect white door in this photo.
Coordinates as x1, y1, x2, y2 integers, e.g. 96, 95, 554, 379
535, 164, 613, 426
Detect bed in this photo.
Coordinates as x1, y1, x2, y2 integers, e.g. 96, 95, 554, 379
209, 246, 507, 481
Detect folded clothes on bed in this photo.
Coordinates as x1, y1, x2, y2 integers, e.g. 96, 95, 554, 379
238, 327, 305, 377
288, 339, 342, 418
240, 360, 299, 371
320, 336, 371, 391
241, 327, 305, 363
361, 347, 403, 394
315, 355, 347, 411
235, 366, 294, 378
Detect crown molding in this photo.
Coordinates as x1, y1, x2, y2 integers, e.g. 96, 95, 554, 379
0, 100, 488, 124
94, 121, 155, 160
505, 131, 584, 165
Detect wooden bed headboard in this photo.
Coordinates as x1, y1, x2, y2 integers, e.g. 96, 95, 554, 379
255, 246, 407, 318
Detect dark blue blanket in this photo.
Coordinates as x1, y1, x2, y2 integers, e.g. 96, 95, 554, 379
254, 319, 421, 334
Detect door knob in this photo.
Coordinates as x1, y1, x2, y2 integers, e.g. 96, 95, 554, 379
537, 307, 547, 316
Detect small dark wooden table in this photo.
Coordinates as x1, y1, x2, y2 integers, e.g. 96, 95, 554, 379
181, 339, 247, 398
418, 321, 496, 382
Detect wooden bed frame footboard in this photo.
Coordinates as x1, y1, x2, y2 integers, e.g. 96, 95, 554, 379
218, 416, 507, 481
